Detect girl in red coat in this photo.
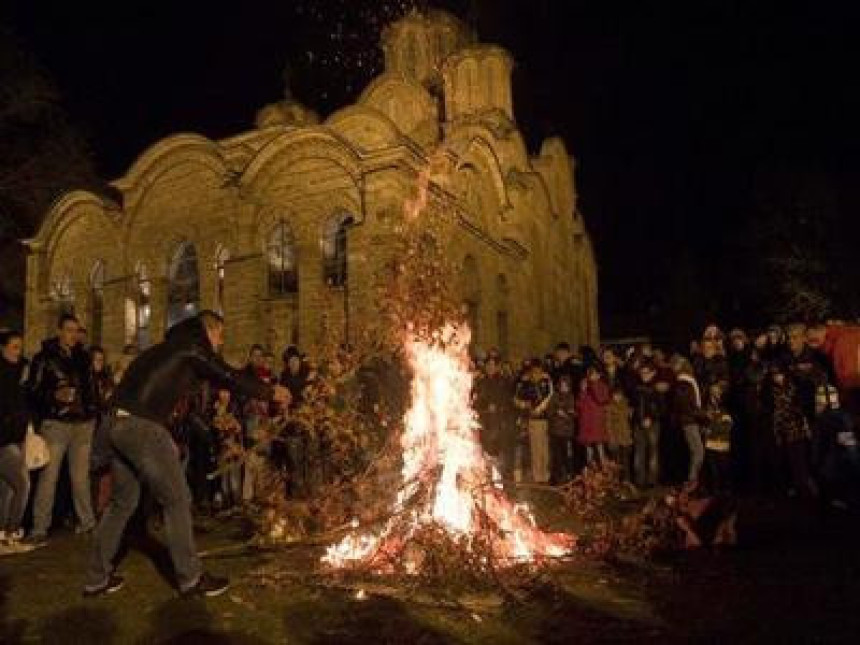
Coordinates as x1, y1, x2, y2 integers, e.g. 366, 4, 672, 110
577, 367, 611, 464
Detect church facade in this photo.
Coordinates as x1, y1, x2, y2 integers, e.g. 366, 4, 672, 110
24, 11, 598, 363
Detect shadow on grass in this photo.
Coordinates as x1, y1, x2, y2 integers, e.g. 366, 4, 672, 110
117, 532, 179, 590
0, 573, 27, 645
283, 591, 457, 645
513, 583, 668, 644
135, 596, 268, 645
36, 605, 119, 645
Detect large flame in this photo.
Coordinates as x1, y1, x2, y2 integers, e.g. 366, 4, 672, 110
323, 323, 574, 571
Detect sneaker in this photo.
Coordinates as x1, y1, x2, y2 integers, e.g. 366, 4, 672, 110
83, 574, 125, 597
182, 572, 230, 597
3, 537, 38, 554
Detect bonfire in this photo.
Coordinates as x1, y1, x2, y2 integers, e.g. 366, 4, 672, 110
322, 322, 574, 575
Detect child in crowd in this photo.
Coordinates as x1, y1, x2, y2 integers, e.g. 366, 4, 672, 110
210, 389, 244, 510
547, 376, 577, 484
605, 386, 634, 481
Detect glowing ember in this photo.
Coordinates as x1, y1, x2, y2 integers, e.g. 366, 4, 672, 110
323, 323, 574, 572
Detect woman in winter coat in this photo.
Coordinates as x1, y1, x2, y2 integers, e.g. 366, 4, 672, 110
0, 330, 35, 553
576, 366, 610, 464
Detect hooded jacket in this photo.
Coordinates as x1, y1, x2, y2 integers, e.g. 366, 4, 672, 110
26, 337, 95, 423
112, 315, 274, 427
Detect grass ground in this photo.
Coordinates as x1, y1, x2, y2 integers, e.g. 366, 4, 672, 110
2, 496, 860, 644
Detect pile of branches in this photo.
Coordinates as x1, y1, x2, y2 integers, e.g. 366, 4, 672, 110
559, 463, 682, 558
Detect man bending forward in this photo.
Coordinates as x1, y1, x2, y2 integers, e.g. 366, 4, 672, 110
84, 311, 289, 597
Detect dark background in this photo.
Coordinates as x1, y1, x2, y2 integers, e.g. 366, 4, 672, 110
2, 0, 858, 344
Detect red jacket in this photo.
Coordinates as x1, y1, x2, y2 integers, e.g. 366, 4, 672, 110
823, 325, 860, 391
576, 379, 610, 445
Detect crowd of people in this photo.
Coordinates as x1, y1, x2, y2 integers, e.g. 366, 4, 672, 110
3, 314, 860, 565
0, 315, 302, 559
474, 323, 860, 512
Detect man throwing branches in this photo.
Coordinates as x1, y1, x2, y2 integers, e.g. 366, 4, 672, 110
84, 311, 290, 597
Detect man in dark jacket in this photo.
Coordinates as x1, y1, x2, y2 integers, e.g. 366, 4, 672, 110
474, 356, 516, 479
26, 314, 97, 542
83, 311, 289, 597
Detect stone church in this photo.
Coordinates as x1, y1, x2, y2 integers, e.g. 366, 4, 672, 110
24, 11, 598, 363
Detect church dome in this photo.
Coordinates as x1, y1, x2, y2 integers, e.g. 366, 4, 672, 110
254, 100, 321, 129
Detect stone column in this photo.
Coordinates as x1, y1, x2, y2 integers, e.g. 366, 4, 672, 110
199, 253, 219, 313
296, 237, 326, 352
101, 277, 131, 357
342, 221, 373, 347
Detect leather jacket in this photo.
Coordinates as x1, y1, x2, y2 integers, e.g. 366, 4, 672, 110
112, 316, 274, 427
26, 338, 96, 423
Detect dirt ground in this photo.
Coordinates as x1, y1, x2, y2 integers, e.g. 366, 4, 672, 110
2, 497, 859, 644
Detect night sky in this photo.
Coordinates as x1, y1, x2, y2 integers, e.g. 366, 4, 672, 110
4, 0, 858, 340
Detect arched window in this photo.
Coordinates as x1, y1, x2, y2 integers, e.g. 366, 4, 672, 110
49, 273, 75, 333
267, 221, 298, 296
167, 241, 200, 329
215, 246, 229, 314
89, 261, 105, 346
51, 274, 74, 312
321, 213, 353, 288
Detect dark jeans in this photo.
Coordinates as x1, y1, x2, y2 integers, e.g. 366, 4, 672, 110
784, 439, 816, 500
752, 429, 782, 495
635, 422, 660, 487
705, 449, 732, 494
549, 435, 573, 483
0, 443, 29, 533
32, 419, 95, 536
86, 414, 202, 591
